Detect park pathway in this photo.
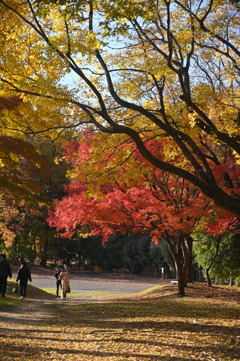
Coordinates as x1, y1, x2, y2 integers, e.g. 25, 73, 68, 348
1, 265, 171, 325
12, 265, 168, 295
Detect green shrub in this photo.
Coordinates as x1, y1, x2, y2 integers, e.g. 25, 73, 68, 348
235, 276, 240, 287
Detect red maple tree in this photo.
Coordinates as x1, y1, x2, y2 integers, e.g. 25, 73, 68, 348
48, 135, 240, 295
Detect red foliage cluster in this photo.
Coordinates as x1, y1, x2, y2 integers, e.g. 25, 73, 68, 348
48, 135, 240, 241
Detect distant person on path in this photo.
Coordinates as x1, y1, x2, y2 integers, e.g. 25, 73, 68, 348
0, 254, 12, 297
59, 264, 70, 300
16, 260, 32, 299
54, 264, 63, 297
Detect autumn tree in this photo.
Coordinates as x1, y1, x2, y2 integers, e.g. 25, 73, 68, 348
0, 193, 19, 248
0, 0, 239, 217
0, 95, 48, 253
11, 137, 71, 266
0, 135, 50, 200
48, 134, 232, 295
0, 96, 70, 260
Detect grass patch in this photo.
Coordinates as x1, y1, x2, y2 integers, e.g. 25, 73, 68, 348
0, 280, 55, 306
42, 287, 130, 299
130, 284, 178, 298
0, 283, 239, 360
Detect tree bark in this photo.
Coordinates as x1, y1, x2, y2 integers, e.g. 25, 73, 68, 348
186, 235, 193, 283
205, 236, 221, 287
166, 232, 192, 296
205, 268, 212, 287
174, 254, 186, 296
39, 224, 49, 268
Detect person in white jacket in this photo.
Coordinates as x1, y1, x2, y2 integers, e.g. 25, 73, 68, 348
59, 264, 70, 299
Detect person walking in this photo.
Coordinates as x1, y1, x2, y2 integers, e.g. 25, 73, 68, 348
59, 264, 70, 300
0, 254, 12, 297
16, 260, 32, 299
54, 264, 63, 297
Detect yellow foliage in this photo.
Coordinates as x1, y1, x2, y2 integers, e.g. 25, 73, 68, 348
0, 0, 239, 218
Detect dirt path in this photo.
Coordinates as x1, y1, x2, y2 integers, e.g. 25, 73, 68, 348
1, 283, 239, 361
0, 300, 55, 324
0, 294, 111, 327
12, 264, 169, 294
0, 265, 171, 327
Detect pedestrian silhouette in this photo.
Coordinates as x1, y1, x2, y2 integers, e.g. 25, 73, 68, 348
16, 260, 32, 299
0, 254, 12, 297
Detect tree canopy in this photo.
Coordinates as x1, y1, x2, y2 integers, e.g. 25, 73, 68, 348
0, 0, 239, 216
47, 133, 240, 294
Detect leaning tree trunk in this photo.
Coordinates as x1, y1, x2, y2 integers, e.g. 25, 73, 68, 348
205, 267, 212, 287
205, 236, 221, 287
185, 235, 193, 283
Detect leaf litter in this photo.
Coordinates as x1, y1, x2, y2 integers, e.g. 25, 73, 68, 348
0, 283, 239, 361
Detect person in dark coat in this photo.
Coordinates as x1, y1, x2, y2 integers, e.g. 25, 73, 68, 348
0, 254, 12, 297
54, 264, 63, 297
16, 260, 32, 299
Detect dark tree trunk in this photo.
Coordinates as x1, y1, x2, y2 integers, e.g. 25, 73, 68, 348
39, 224, 49, 268
174, 253, 186, 296
40, 254, 48, 267
166, 232, 192, 296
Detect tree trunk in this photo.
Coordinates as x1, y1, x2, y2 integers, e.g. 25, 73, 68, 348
166, 232, 190, 296
205, 236, 222, 287
186, 236, 193, 283
205, 268, 212, 287
175, 256, 186, 296
39, 224, 49, 267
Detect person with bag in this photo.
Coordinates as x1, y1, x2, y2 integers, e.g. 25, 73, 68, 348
59, 264, 70, 300
16, 260, 32, 299
12, 282, 18, 294
0, 254, 12, 297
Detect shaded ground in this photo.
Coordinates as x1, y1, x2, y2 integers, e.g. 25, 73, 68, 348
0, 271, 239, 361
